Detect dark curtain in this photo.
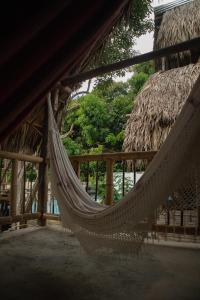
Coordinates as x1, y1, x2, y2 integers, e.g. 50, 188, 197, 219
0, 0, 128, 142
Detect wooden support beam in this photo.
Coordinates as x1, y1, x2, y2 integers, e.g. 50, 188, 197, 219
38, 99, 49, 226
198, 206, 200, 235
105, 159, 114, 205
72, 160, 80, 178
62, 37, 200, 86
0, 150, 43, 163
70, 151, 156, 163
0, 213, 40, 225
10, 160, 18, 218
44, 213, 61, 221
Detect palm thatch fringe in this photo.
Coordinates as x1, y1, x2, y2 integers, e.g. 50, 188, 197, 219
123, 64, 200, 161
1, 0, 152, 154
155, 0, 200, 70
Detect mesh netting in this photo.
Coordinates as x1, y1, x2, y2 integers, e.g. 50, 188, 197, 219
48, 75, 200, 255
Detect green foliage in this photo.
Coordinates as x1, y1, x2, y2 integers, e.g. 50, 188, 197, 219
63, 137, 82, 155
133, 60, 155, 75
26, 164, 37, 182
76, 94, 110, 147
128, 61, 155, 95
128, 72, 149, 95
63, 61, 154, 157
64, 80, 134, 153
88, 0, 153, 81
113, 174, 133, 203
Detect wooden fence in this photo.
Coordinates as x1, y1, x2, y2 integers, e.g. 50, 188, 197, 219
70, 151, 156, 205
0, 150, 199, 237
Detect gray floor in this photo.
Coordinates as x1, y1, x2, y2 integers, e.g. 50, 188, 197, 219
0, 227, 200, 300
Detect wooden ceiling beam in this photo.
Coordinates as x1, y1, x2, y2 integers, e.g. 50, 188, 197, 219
62, 37, 200, 86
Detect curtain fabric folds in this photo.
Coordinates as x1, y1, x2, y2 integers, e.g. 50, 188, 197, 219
0, 0, 129, 142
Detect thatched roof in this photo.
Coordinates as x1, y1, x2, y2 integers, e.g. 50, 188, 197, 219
123, 63, 200, 153
1, 0, 150, 155
154, 0, 200, 70
1, 85, 73, 154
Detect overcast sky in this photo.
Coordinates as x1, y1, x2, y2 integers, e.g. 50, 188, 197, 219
78, 0, 173, 91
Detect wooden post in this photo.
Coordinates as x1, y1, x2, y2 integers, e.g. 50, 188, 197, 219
105, 159, 114, 205
72, 160, 80, 178
38, 100, 49, 226
197, 206, 200, 235
10, 159, 18, 218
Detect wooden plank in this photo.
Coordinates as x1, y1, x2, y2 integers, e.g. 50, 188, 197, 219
0, 213, 40, 225
62, 37, 200, 86
38, 100, 49, 226
122, 160, 125, 197
0, 150, 43, 163
152, 224, 197, 235
72, 160, 80, 178
10, 160, 18, 218
95, 161, 99, 201
70, 151, 156, 162
105, 159, 114, 205
44, 213, 60, 221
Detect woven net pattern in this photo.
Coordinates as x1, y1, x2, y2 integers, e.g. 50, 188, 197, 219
48, 75, 200, 255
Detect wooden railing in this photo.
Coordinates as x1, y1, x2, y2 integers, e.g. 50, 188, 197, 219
0, 150, 199, 238
0, 150, 156, 228
70, 151, 156, 205
0, 151, 43, 229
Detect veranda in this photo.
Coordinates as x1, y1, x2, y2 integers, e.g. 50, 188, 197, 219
0, 149, 199, 240
1, 1, 200, 300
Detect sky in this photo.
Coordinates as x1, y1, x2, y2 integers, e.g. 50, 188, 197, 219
78, 0, 173, 92
78, 30, 154, 92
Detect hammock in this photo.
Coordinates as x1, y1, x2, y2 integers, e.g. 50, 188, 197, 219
48, 75, 200, 254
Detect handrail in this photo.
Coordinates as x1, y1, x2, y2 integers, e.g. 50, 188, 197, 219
62, 37, 200, 86
70, 151, 156, 162
0, 150, 156, 163
0, 150, 43, 229
0, 149, 199, 236
70, 151, 157, 206
0, 150, 43, 163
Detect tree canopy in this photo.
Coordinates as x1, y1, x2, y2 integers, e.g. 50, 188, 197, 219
63, 0, 154, 155
63, 61, 155, 155
88, 0, 153, 80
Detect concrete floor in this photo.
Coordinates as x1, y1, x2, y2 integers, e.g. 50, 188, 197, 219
0, 226, 200, 300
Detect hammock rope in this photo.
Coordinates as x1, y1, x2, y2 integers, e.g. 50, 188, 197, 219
48, 75, 200, 254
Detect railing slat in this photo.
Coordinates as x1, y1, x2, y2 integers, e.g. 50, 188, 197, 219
0, 150, 43, 163
10, 159, 18, 218
122, 160, 125, 197
95, 161, 99, 202
105, 159, 114, 205
70, 151, 156, 162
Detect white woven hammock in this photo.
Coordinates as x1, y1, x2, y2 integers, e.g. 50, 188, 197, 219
48, 75, 200, 254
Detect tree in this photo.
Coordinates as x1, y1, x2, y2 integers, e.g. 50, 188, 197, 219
63, 61, 154, 155
87, 0, 153, 81
128, 60, 155, 95
63, 61, 155, 202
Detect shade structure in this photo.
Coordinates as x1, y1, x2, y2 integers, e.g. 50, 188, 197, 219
123, 64, 200, 153
0, 0, 129, 143
48, 74, 200, 254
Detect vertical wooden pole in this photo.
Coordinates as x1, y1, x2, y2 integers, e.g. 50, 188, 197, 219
105, 159, 114, 205
38, 99, 49, 226
85, 162, 89, 192
22, 161, 26, 215
197, 206, 200, 235
180, 210, 184, 227
72, 160, 80, 178
95, 161, 99, 201
10, 159, 18, 218
122, 160, 125, 196
133, 160, 136, 185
